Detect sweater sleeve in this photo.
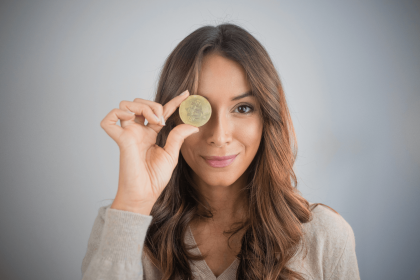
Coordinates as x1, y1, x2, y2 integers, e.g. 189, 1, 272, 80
81, 204, 153, 280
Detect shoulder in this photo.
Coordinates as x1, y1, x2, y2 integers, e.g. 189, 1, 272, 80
303, 204, 354, 242
302, 204, 356, 254
296, 204, 358, 279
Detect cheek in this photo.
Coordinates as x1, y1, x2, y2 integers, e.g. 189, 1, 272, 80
236, 119, 263, 149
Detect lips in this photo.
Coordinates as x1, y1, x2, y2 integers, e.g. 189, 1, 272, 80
203, 154, 238, 168
204, 154, 238, 161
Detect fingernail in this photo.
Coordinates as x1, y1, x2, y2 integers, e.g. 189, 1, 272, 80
161, 116, 166, 126
154, 114, 160, 122
180, 90, 189, 96
144, 119, 149, 126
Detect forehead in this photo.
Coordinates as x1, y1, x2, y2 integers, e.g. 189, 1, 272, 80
197, 53, 252, 101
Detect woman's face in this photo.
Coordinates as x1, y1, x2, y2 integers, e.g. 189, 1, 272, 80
180, 53, 263, 188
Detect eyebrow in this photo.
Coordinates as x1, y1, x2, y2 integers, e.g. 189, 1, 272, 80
200, 91, 253, 101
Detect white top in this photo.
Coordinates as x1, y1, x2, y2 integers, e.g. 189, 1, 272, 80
82, 204, 360, 279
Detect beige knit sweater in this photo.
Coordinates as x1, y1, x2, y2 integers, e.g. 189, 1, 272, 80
81, 204, 360, 280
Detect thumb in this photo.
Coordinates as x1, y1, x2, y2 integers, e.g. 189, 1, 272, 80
163, 124, 199, 162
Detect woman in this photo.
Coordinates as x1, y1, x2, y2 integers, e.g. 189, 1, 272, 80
82, 24, 360, 280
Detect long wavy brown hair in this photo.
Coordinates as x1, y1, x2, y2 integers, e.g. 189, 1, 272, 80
143, 23, 337, 280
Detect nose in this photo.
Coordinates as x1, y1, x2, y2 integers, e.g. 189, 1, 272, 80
205, 109, 232, 148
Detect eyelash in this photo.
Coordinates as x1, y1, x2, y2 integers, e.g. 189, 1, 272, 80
234, 103, 255, 114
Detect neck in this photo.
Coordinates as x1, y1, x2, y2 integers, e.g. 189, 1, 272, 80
192, 172, 249, 226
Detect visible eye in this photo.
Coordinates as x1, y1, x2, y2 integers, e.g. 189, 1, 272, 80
234, 104, 254, 114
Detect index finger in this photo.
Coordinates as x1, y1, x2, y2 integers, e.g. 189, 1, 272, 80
162, 90, 190, 121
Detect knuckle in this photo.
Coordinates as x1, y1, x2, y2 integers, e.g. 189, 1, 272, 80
109, 108, 119, 116
152, 103, 164, 114
147, 106, 155, 114
119, 100, 128, 108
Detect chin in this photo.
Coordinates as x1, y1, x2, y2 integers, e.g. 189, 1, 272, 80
197, 173, 239, 187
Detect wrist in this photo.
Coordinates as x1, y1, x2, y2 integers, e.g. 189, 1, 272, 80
110, 199, 155, 216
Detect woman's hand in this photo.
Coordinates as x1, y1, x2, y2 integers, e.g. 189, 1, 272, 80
100, 90, 198, 215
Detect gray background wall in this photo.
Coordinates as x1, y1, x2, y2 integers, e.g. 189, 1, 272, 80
1, 1, 419, 279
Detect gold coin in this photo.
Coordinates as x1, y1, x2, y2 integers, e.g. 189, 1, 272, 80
179, 95, 212, 127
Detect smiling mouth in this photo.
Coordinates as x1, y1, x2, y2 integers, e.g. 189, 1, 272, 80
202, 154, 238, 168
203, 154, 238, 160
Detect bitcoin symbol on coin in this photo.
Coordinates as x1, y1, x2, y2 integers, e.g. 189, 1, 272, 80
179, 95, 212, 127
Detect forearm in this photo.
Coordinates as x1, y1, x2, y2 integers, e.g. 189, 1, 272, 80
82, 206, 153, 280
